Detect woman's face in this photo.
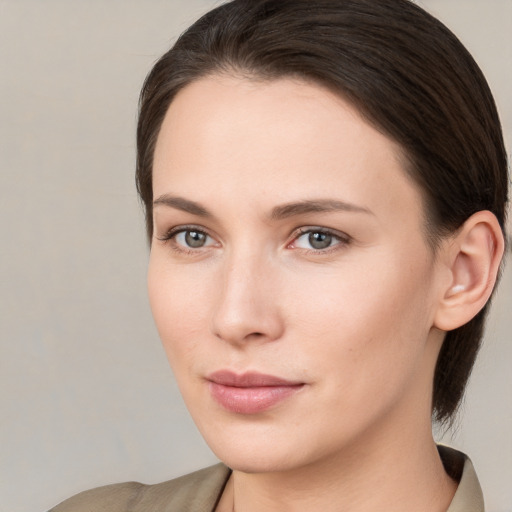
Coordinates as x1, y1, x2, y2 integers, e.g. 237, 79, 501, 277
148, 76, 446, 472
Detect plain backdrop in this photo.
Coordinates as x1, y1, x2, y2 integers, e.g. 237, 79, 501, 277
0, 1, 510, 511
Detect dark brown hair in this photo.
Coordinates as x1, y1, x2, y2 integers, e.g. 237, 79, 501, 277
136, 0, 509, 423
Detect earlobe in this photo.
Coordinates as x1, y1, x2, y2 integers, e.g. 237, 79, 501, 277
434, 211, 505, 331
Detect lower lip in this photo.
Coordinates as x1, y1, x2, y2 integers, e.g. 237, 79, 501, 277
209, 382, 304, 414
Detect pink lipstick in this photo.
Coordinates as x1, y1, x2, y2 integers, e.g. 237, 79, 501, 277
207, 370, 304, 414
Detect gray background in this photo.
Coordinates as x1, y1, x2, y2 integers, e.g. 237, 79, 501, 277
0, 1, 510, 511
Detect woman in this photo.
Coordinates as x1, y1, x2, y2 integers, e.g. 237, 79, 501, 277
51, 0, 508, 510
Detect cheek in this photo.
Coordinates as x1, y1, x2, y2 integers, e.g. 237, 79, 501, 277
291, 253, 430, 335
286, 250, 434, 383
147, 255, 212, 368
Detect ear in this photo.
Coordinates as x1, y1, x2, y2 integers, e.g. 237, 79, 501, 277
434, 210, 505, 331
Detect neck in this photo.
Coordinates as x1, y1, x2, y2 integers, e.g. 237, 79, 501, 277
217, 417, 457, 512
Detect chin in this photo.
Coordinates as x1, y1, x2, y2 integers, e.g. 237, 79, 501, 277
196, 419, 336, 475
215, 447, 306, 474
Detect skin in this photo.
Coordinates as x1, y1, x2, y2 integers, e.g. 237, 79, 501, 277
148, 75, 460, 511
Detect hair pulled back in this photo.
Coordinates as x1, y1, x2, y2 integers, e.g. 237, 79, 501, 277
136, 0, 509, 424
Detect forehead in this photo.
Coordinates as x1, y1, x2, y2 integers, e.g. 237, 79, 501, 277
153, 75, 424, 230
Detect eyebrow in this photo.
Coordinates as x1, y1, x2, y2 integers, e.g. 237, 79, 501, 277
153, 194, 213, 218
270, 199, 373, 220
153, 194, 373, 220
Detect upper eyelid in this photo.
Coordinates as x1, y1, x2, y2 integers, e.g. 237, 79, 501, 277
157, 224, 212, 240
291, 226, 350, 240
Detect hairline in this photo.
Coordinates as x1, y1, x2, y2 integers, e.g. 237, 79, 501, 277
147, 66, 450, 254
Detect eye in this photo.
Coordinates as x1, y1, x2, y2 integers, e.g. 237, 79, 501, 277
175, 229, 213, 248
157, 226, 218, 251
290, 228, 349, 251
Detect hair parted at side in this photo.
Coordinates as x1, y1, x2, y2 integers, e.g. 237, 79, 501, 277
136, 0, 509, 424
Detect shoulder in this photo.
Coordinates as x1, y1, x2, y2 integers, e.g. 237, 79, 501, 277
48, 463, 231, 512
48, 481, 143, 512
439, 445, 485, 512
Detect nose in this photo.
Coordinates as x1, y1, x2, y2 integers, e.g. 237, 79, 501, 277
210, 252, 284, 346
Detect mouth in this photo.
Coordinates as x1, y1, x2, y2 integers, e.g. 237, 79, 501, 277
206, 370, 305, 414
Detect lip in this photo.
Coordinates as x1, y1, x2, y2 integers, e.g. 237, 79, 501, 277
206, 370, 305, 414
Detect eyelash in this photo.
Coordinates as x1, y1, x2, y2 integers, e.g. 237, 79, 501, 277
157, 225, 351, 255
157, 225, 216, 255
289, 227, 351, 254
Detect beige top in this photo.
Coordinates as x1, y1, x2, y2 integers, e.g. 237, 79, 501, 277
49, 446, 484, 512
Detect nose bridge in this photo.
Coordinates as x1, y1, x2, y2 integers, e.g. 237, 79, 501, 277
211, 245, 283, 344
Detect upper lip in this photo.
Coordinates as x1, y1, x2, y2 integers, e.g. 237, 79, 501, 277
207, 370, 302, 387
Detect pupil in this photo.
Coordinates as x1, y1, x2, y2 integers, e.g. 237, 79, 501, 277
185, 231, 206, 248
309, 232, 332, 249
